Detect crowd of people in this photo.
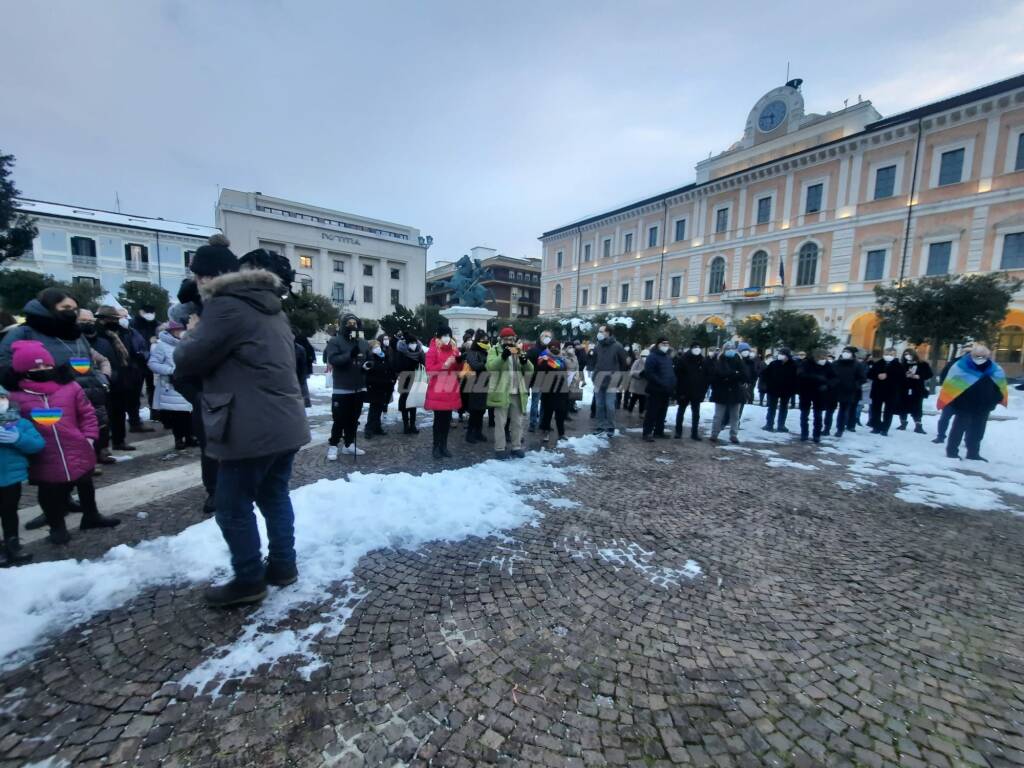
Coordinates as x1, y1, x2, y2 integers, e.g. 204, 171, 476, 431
0, 231, 1012, 605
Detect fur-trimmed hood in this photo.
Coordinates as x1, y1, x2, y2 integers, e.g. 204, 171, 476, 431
199, 269, 285, 315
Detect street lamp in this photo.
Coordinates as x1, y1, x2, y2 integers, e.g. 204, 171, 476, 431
704, 322, 723, 348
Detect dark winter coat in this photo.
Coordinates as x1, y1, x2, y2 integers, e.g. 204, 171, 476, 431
709, 354, 750, 405
295, 335, 316, 378
761, 358, 799, 398
832, 358, 867, 403
643, 348, 677, 396
535, 350, 569, 396
462, 343, 490, 412
588, 335, 629, 392
867, 358, 905, 403
901, 359, 934, 402
324, 324, 370, 392
674, 352, 708, 402
131, 315, 159, 345
173, 269, 310, 461
364, 353, 395, 407
797, 360, 839, 408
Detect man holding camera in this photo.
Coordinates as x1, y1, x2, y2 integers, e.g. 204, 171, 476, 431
486, 327, 533, 459
324, 314, 370, 458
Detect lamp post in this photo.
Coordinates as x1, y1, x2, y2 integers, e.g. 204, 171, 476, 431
705, 322, 723, 349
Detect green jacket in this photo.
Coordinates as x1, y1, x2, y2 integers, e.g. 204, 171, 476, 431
485, 345, 533, 410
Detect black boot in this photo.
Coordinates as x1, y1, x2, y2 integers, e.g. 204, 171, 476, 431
2, 538, 32, 566
80, 512, 121, 530
203, 494, 217, 515
691, 427, 702, 441
441, 433, 453, 458
204, 577, 267, 608
264, 558, 298, 587
914, 423, 926, 434
409, 410, 420, 434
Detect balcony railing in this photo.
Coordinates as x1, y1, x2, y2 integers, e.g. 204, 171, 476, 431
72, 255, 97, 268
721, 285, 784, 302
126, 261, 150, 273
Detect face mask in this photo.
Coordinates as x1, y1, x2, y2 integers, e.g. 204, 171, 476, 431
816, 359, 827, 366
658, 345, 670, 353
840, 352, 852, 360
79, 323, 96, 337
971, 355, 987, 364
408, 343, 419, 351
777, 354, 787, 361
118, 317, 131, 329
382, 339, 390, 347
596, 333, 606, 341
441, 335, 451, 345
882, 355, 894, 362
140, 312, 156, 322
724, 350, 737, 358
374, 348, 385, 358
691, 347, 702, 355
345, 327, 357, 338
57, 309, 78, 323
26, 369, 57, 382
0, 398, 8, 413
541, 336, 552, 345
740, 350, 751, 358
903, 356, 912, 363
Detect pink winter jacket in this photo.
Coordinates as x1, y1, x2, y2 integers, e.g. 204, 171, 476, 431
425, 339, 463, 412
9, 381, 98, 484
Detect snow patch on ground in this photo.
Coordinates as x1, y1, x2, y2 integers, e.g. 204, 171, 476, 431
563, 537, 701, 589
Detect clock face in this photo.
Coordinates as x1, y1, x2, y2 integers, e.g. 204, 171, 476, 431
757, 100, 787, 133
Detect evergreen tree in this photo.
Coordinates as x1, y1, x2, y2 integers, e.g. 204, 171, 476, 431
0, 152, 37, 266
118, 281, 171, 321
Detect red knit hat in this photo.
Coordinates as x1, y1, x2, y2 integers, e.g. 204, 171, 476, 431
499, 327, 516, 338
11, 340, 55, 374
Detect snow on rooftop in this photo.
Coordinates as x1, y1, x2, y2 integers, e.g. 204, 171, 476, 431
15, 199, 220, 239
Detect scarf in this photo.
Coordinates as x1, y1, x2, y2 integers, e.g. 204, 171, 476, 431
937, 356, 1008, 410
18, 379, 63, 396
102, 326, 130, 366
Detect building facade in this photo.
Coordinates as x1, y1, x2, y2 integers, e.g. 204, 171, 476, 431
426, 247, 541, 318
9, 199, 218, 297
217, 189, 428, 321
539, 74, 1024, 373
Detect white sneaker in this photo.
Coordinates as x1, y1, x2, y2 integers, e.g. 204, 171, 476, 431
327, 445, 338, 461
341, 444, 366, 456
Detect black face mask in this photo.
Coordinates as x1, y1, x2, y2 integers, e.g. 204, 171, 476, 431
26, 369, 58, 382
345, 327, 357, 338
79, 323, 97, 338
56, 309, 79, 324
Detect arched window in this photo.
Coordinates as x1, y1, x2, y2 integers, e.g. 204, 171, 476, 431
749, 250, 768, 288
708, 257, 726, 294
554, 284, 562, 309
797, 243, 818, 286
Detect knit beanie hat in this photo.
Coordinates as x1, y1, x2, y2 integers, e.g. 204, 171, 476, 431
722, 341, 738, 351
436, 325, 453, 338
190, 234, 238, 277
11, 340, 55, 374
499, 327, 516, 338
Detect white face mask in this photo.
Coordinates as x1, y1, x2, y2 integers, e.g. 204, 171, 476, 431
777, 354, 787, 361
596, 332, 606, 341
971, 355, 987, 364
382, 338, 390, 347
691, 347, 702, 356
840, 352, 851, 359
408, 343, 419, 351
658, 345, 670, 353
440, 335, 451, 346
883, 355, 894, 362
374, 348, 385, 358
0, 398, 8, 413
541, 336, 552, 345
903, 356, 913, 363
816, 359, 827, 366
140, 312, 156, 322
118, 317, 130, 329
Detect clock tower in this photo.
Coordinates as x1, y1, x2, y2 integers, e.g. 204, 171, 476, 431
743, 78, 806, 147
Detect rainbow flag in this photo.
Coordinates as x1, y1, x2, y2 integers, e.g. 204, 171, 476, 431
936, 356, 1008, 410
30, 408, 63, 426
69, 357, 92, 375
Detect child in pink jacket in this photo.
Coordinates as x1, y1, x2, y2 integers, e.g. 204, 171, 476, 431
7, 340, 119, 545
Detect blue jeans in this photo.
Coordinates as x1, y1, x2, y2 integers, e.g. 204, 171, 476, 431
595, 388, 618, 432
215, 450, 298, 584
936, 407, 953, 440
529, 390, 542, 429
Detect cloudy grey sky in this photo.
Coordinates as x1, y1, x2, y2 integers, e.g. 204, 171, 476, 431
4, 0, 1023, 266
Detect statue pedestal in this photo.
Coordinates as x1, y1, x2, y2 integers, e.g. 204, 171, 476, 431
441, 306, 497, 342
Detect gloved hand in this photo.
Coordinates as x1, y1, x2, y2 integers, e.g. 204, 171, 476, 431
0, 427, 20, 444
502, 346, 512, 359
350, 346, 360, 359
518, 354, 528, 366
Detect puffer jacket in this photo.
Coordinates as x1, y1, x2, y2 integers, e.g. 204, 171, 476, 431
9, 380, 98, 484
324, 316, 369, 393
425, 338, 463, 411
173, 269, 310, 461
709, 354, 750, 405
462, 343, 490, 412
833, 358, 866, 403
148, 331, 192, 413
0, 406, 46, 487
486, 344, 533, 410
797, 360, 839, 407
643, 347, 677, 396
674, 352, 708, 402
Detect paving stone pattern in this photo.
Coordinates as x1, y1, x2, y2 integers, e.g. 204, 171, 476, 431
1, 407, 1023, 767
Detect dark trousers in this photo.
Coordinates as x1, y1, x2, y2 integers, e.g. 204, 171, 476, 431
835, 401, 858, 434
0, 483, 21, 540
129, 374, 144, 426
765, 394, 789, 429
109, 389, 133, 446
366, 396, 388, 434
800, 404, 823, 440
823, 407, 835, 434
214, 450, 297, 584
624, 391, 646, 413
870, 398, 897, 434
191, 404, 217, 497
163, 410, 193, 444
38, 476, 99, 532
900, 395, 924, 425
144, 369, 155, 410
540, 392, 569, 437
642, 392, 670, 437
330, 393, 364, 447
433, 409, 452, 447
936, 407, 953, 440
468, 409, 485, 434
674, 397, 701, 435
947, 410, 989, 458
398, 392, 418, 427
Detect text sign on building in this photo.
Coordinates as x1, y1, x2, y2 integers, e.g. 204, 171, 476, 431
321, 232, 362, 246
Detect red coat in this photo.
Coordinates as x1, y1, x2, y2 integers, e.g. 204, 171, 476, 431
425, 339, 463, 411
9, 381, 98, 484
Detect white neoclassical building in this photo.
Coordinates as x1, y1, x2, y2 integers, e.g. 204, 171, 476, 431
217, 189, 429, 321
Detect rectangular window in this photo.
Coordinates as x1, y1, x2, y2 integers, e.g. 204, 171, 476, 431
581, 288, 590, 305
620, 283, 630, 302
70, 236, 96, 257
183, 249, 195, 268
805, 183, 823, 214
332, 283, 346, 303
648, 226, 658, 248
715, 208, 728, 234
73, 276, 99, 288
938, 148, 965, 186
1001, 232, 1024, 269
643, 279, 654, 300
756, 197, 771, 224
674, 219, 686, 242
874, 165, 896, 199
363, 264, 373, 277
670, 275, 681, 298
556, 250, 564, 268
125, 243, 148, 268
583, 243, 592, 262
926, 241, 952, 275
300, 278, 313, 294
363, 285, 374, 303
333, 259, 346, 272
624, 232, 634, 253
299, 255, 313, 269
603, 238, 611, 258
390, 288, 400, 305
1016, 133, 1024, 171
864, 249, 886, 281
599, 286, 608, 305
390, 268, 400, 280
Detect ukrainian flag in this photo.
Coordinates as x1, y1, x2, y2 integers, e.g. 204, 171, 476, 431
30, 408, 63, 426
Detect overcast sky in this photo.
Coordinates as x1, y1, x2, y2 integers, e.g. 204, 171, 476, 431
4, 0, 1023, 266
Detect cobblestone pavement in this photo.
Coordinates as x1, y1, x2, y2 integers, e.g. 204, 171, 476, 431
1, 405, 1023, 768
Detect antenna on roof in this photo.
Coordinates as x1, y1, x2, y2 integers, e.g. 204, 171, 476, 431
115, 192, 121, 213
785, 61, 789, 83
